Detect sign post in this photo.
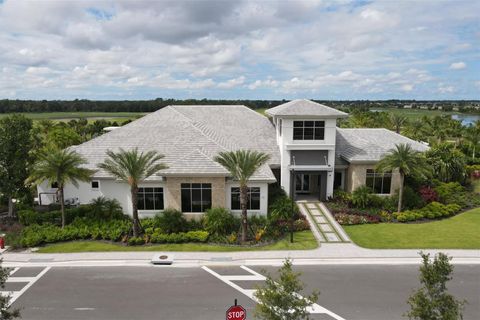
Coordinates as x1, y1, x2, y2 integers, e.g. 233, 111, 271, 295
226, 299, 246, 320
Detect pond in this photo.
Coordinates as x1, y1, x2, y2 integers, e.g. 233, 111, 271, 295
451, 114, 480, 126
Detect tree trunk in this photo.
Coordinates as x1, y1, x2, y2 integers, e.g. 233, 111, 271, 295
473, 145, 476, 160
59, 187, 65, 228
131, 185, 141, 237
397, 173, 404, 213
239, 184, 249, 243
7, 196, 14, 218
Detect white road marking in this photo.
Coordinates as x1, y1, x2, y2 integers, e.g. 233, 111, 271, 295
74, 307, 96, 311
202, 265, 346, 320
1, 267, 51, 306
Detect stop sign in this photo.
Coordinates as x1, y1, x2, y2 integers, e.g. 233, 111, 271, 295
226, 305, 246, 320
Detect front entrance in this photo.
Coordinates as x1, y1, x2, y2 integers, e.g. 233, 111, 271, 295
292, 172, 326, 201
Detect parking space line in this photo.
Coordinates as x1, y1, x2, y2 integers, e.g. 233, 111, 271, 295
202, 266, 346, 320
8, 267, 20, 276
2, 266, 51, 306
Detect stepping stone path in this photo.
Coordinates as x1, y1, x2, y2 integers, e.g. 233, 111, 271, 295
298, 202, 350, 243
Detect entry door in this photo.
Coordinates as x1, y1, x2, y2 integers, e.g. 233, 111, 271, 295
295, 174, 310, 193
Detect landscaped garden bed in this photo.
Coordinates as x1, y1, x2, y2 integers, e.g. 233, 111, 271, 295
1, 193, 316, 252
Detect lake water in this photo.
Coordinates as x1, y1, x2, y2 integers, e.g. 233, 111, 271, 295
451, 114, 480, 126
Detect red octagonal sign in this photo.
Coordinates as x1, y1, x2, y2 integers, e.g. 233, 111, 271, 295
226, 305, 246, 320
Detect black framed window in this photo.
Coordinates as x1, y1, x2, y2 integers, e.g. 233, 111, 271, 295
91, 181, 99, 189
181, 183, 212, 212
137, 187, 164, 210
231, 187, 261, 210
365, 170, 392, 194
293, 120, 325, 140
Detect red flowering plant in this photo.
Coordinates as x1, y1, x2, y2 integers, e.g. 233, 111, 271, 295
418, 186, 438, 203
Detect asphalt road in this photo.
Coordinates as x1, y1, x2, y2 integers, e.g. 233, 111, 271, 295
8, 264, 480, 320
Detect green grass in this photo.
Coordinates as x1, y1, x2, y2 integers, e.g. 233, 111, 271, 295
36, 230, 318, 253
344, 208, 480, 249
0, 112, 145, 122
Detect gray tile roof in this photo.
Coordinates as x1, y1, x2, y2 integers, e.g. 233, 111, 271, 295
265, 99, 348, 118
70, 105, 279, 181
335, 128, 429, 163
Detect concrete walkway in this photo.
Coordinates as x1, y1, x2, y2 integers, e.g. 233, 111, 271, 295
298, 201, 350, 243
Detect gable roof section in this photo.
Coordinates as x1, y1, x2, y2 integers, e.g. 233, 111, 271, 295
335, 128, 429, 163
265, 99, 348, 118
70, 105, 279, 181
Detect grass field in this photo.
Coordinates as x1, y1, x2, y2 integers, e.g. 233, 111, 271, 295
36, 230, 318, 253
344, 208, 480, 249
0, 112, 145, 122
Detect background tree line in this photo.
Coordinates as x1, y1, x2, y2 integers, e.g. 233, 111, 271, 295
0, 98, 478, 113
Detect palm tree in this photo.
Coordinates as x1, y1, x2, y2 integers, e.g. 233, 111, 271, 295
28, 148, 95, 228
465, 126, 480, 159
376, 143, 430, 213
98, 148, 168, 237
214, 150, 270, 242
390, 114, 407, 134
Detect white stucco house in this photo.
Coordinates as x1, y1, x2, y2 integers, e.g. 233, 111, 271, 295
37, 99, 428, 217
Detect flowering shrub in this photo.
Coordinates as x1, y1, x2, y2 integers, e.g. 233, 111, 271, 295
395, 202, 462, 222
418, 186, 439, 203
334, 213, 380, 225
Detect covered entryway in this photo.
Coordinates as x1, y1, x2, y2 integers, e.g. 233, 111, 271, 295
290, 171, 328, 201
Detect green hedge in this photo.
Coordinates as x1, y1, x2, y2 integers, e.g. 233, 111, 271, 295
396, 202, 462, 223
149, 231, 209, 244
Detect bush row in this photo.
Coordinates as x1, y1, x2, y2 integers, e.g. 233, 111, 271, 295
395, 202, 462, 222
334, 213, 380, 225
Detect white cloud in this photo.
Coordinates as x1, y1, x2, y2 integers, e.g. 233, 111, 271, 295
437, 84, 455, 93
217, 76, 245, 89
449, 61, 466, 70
401, 84, 414, 92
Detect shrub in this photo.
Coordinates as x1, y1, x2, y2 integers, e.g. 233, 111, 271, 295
332, 189, 351, 204
293, 219, 310, 231
88, 197, 124, 220
434, 182, 465, 205
402, 186, 425, 210
150, 231, 209, 244
154, 208, 187, 234
395, 201, 462, 223
418, 186, 439, 203
367, 194, 385, 208
334, 213, 380, 225
351, 186, 372, 208
128, 237, 144, 246
203, 207, 237, 236
269, 196, 299, 221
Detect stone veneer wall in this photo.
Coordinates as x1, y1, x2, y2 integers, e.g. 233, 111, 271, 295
346, 164, 401, 195
164, 176, 226, 212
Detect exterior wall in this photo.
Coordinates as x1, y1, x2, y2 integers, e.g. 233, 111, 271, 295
345, 163, 401, 195
164, 176, 226, 214
225, 181, 269, 216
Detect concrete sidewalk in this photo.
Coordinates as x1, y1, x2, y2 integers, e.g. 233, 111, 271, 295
2, 243, 479, 267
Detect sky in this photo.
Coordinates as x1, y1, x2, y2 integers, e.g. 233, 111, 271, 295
0, 0, 479, 100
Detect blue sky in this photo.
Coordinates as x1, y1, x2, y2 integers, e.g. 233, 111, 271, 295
0, 0, 478, 100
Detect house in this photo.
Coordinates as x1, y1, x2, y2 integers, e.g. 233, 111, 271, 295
37, 99, 428, 217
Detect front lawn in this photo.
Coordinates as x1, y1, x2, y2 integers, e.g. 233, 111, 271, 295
36, 230, 318, 253
344, 208, 480, 249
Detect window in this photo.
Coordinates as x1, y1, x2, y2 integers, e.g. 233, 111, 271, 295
295, 174, 310, 192
137, 187, 164, 210
181, 183, 212, 212
334, 172, 343, 190
51, 182, 58, 188
231, 187, 261, 210
293, 121, 325, 140
91, 181, 99, 190
365, 169, 392, 194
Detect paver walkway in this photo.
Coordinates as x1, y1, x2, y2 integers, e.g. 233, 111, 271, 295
298, 201, 350, 243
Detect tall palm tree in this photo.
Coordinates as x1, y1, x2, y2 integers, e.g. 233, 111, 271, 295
376, 143, 430, 213
465, 126, 480, 159
28, 148, 95, 228
390, 114, 407, 134
98, 148, 168, 237
214, 150, 270, 242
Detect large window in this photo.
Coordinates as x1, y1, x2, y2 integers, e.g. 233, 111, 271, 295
293, 121, 325, 140
366, 169, 392, 194
137, 187, 164, 210
231, 187, 261, 210
181, 183, 212, 212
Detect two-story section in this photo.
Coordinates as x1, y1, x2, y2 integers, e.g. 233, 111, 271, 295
265, 100, 348, 201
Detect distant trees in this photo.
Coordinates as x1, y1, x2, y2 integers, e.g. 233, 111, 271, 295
0, 115, 33, 217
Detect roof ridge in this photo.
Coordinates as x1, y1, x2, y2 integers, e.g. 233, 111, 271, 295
167, 105, 236, 152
